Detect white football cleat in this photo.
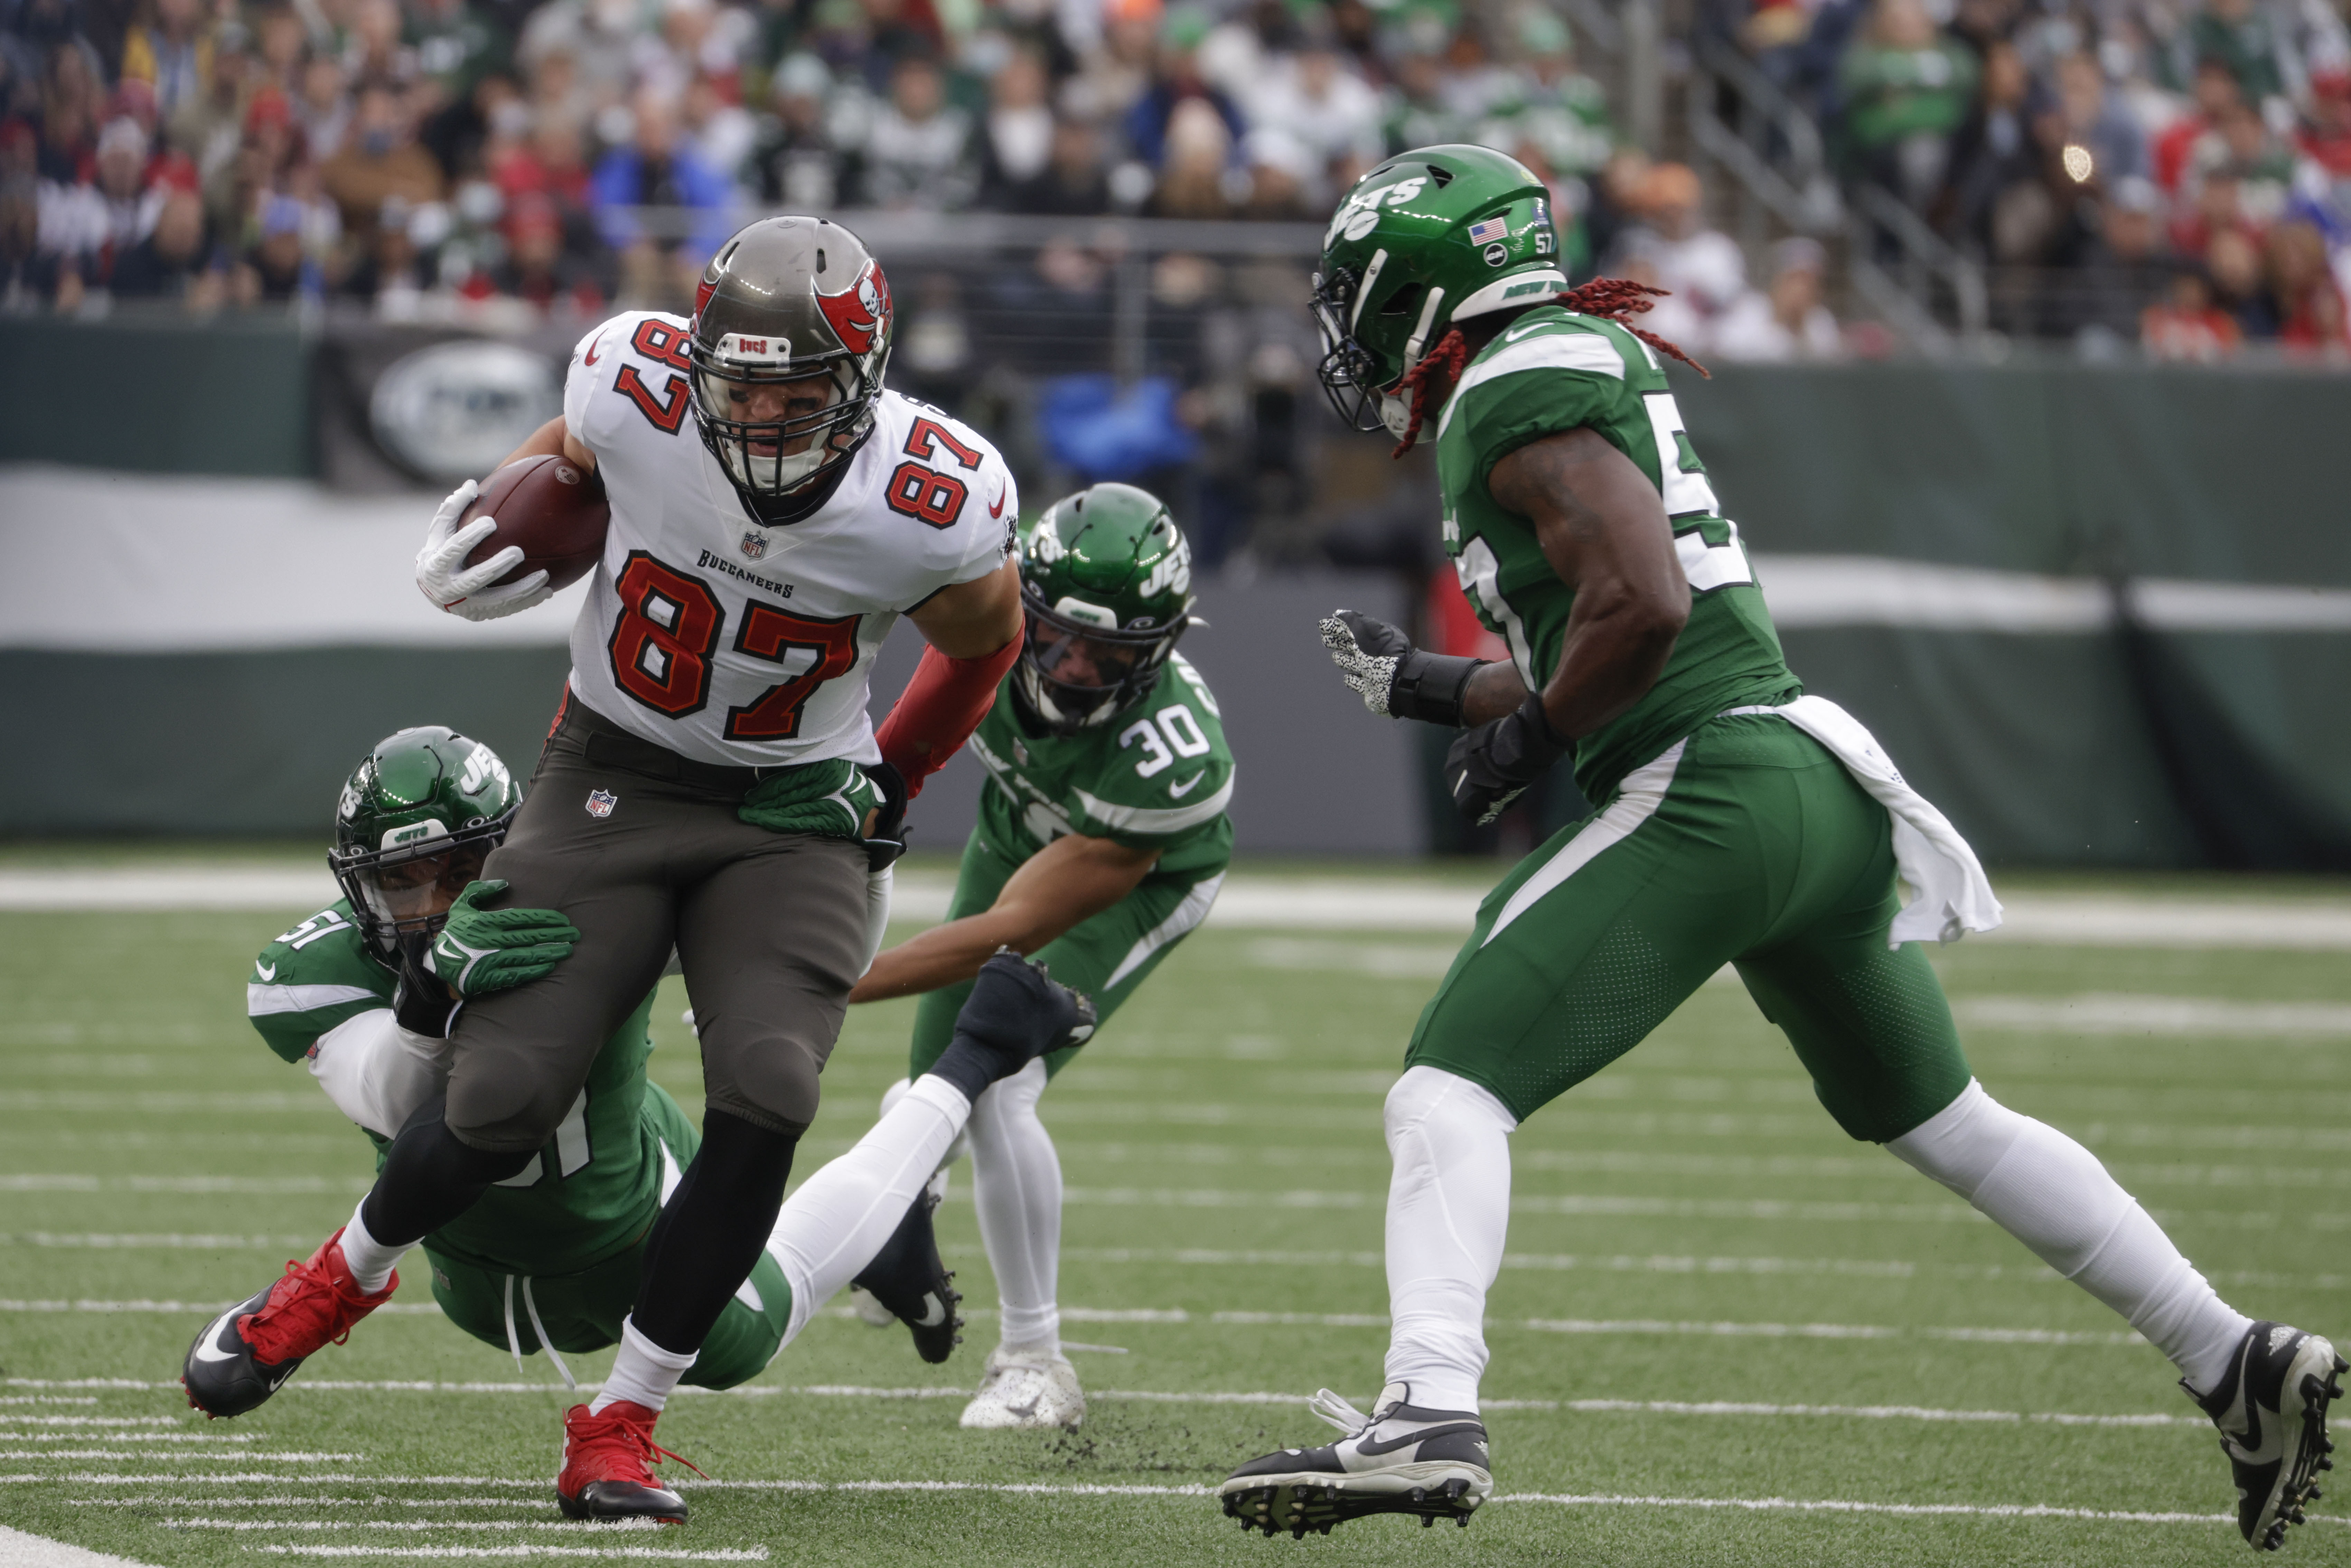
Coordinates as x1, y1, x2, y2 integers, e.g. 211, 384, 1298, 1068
959, 1347, 1086, 1430
1219, 1382, 1492, 1536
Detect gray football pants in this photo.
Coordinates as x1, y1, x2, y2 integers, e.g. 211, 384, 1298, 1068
446, 692, 868, 1152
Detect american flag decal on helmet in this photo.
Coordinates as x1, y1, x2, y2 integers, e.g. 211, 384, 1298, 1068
1466, 216, 1509, 245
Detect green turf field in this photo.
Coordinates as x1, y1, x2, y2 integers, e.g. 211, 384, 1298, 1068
2, 860, 2348, 1567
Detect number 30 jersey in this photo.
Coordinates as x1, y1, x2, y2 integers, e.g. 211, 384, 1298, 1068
1432, 306, 1799, 802
560, 311, 1017, 768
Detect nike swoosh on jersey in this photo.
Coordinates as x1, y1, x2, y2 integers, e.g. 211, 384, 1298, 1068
1167, 771, 1207, 798
989, 482, 1008, 519
583, 333, 606, 366
255, 961, 277, 982
190, 1303, 246, 1363
1502, 322, 1554, 342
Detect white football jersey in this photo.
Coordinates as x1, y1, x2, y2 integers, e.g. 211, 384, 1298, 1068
559, 311, 1017, 768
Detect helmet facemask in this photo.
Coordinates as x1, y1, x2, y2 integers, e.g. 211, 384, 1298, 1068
1311, 260, 1449, 441
329, 815, 510, 961
1014, 594, 1186, 736
689, 348, 874, 502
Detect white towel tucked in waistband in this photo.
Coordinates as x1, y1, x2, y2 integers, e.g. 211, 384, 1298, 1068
1719, 695, 2004, 948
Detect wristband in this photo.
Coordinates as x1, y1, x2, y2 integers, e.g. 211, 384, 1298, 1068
1388, 651, 1489, 726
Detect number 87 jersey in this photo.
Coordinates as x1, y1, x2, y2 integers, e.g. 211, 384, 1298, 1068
559, 308, 1017, 769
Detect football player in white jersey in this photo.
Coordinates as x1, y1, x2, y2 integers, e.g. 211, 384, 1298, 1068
195, 218, 1033, 1524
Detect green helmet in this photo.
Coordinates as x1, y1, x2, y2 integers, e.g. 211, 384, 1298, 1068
1013, 483, 1196, 735
1311, 145, 1564, 437
328, 725, 522, 955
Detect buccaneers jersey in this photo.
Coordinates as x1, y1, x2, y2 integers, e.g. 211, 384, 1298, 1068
559, 311, 1017, 769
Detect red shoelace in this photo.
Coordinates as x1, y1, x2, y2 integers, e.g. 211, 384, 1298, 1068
239, 1245, 386, 1366
562, 1405, 707, 1489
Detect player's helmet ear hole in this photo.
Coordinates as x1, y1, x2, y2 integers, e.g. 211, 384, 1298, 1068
1381, 283, 1424, 318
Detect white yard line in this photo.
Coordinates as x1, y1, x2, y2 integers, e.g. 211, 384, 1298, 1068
164, 1524, 664, 1533
0, 1301, 440, 1315
0, 1452, 365, 1462
0, 1177, 369, 1194
250, 1550, 766, 1561
0, 1236, 321, 1251
0, 1525, 162, 1568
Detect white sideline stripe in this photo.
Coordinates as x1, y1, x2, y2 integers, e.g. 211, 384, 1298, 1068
0, 1381, 2198, 1429
0, 1301, 440, 1315
163, 1524, 666, 1534
0, 1452, 365, 1462
1958, 993, 2351, 1036
10, 864, 2351, 950
0, 1524, 163, 1568
250, 1550, 767, 1561
0, 1417, 177, 1427
0, 1176, 369, 1194
1754, 552, 2351, 633
70, 1501, 547, 1511
0, 1398, 97, 1406
0, 1235, 322, 1250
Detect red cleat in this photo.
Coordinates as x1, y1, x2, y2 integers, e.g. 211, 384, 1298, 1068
181, 1228, 396, 1419
556, 1401, 702, 1523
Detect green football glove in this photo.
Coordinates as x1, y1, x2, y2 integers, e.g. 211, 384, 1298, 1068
738, 758, 886, 843
425, 880, 581, 997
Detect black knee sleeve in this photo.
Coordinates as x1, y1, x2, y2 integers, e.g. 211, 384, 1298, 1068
629, 1109, 798, 1356
360, 1100, 538, 1249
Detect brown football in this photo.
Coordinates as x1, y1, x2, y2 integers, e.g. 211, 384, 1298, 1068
460, 453, 610, 591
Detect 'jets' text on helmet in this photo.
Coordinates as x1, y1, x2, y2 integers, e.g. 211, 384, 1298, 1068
689, 215, 894, 509
329, 726, 521, 957
1311, 145, 1562, 438
1014, 483, 1197, 735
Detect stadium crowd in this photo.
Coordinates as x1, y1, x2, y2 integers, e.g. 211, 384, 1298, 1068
1724, 0, 2351, 353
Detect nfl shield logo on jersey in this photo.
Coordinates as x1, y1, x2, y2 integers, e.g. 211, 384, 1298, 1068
585, 789, 618, 818
741, 529, 767, 560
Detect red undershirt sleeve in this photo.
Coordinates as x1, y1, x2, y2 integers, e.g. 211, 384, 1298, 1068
873, 632, 1023, 797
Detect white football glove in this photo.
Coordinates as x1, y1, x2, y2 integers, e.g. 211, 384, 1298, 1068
1320, 610, 1405, 717
415, 479, 554, 622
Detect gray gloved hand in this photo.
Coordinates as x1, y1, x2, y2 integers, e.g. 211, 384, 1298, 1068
1319, 609, 1489, 726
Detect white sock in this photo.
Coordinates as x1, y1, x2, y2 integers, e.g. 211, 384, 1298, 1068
1889, 1079, 2253, 1393
967, 1059, 1061, 1355
765, 1074, 971, 1350
591, 1317, 697, 1415
338, 1200, 406, 1295
1381, 1065, 1515, 1414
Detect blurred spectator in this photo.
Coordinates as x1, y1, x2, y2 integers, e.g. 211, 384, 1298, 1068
1640, 161, 1747, 319
1, 171, 78, 309
408, 0, 510, 110
1146, 92, 1231, 219
1481, 9, 1612, 180
2207, 224, 2277, 335
2058, 173, 2173, 339
679, 68, 754, 188
107, 181, 209, 298
2268, 217, 2349, 352
2303, 71, 2351, 177
493, 187, 603, 311
233, 188, 316, 301
2143, 266, 2244, 359
518, 0, 644, 106
1381, 43, 1466, 157
1838, 0, 1979, 208
36, 33, 102, 181
37, 111, 157, 279
749, 50, 850, 207
322, 83, 445, 236
1939, 37, 2040, 252
340, 190, 433, 310
1125, 7, 1242, 171
118, 0, 206, 123
2154, 58, 2245, 195
1712, 236, 1845, 359
165, 22, 249, 191
1242, 35, 1380, 205
2052, 51, 2146, 187
294, 49, 351, 161
591, 86, 729, 297
2182, 0, 2288, 104
975, 45, 1051, 205
857, 53, 971, 207
1010, 111, 1111, 213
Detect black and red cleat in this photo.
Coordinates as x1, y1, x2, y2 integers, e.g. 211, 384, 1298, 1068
556, 1400, 702, 1524
182, 1228, 396, 1419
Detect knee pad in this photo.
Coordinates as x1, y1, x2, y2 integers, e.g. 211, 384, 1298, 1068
701, 1023, 824, 1136
446, 1071, 584, 1155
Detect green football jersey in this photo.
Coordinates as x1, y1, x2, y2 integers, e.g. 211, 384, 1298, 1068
1433, 305, 1800, 800
247, 902, 664, 1278
965, 652, 1235, 882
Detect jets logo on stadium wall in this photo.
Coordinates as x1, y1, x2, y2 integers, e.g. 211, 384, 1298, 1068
817, 260, 892, 355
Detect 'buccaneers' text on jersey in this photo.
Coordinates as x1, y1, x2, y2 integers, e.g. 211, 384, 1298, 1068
559, 310, 1017, 768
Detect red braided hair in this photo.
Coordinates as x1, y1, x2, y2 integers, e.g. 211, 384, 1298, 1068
1386, 276, 1710, 458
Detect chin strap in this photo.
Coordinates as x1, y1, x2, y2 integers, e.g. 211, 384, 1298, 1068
874, 632, 1024, 798
1388, 329, 1470, 458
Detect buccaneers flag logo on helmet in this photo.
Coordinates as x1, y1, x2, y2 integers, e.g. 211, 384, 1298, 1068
817, 260, 892, 355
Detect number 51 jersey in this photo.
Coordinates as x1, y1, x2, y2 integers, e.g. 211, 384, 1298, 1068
559, 310, 1017, 769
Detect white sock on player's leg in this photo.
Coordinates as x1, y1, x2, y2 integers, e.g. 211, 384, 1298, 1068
1888, 1078, 2252, 1392
1381, 1065, 1516, 1414
591, 1318, 696, 1415
766, 1074, 971, 1347
967, 1059, 1061, 1354
338, 1200, 406, 1295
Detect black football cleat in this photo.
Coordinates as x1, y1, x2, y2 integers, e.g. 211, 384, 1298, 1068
849, 1188, 963, 1364
2187, 1321, 2345, 1551
1219, 1382, 1492, 1537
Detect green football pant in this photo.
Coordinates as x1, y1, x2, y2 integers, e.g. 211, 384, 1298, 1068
423, 1085, 793, 1389
906, 828, 1225, 1079
1408, 712, 1973, 1142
